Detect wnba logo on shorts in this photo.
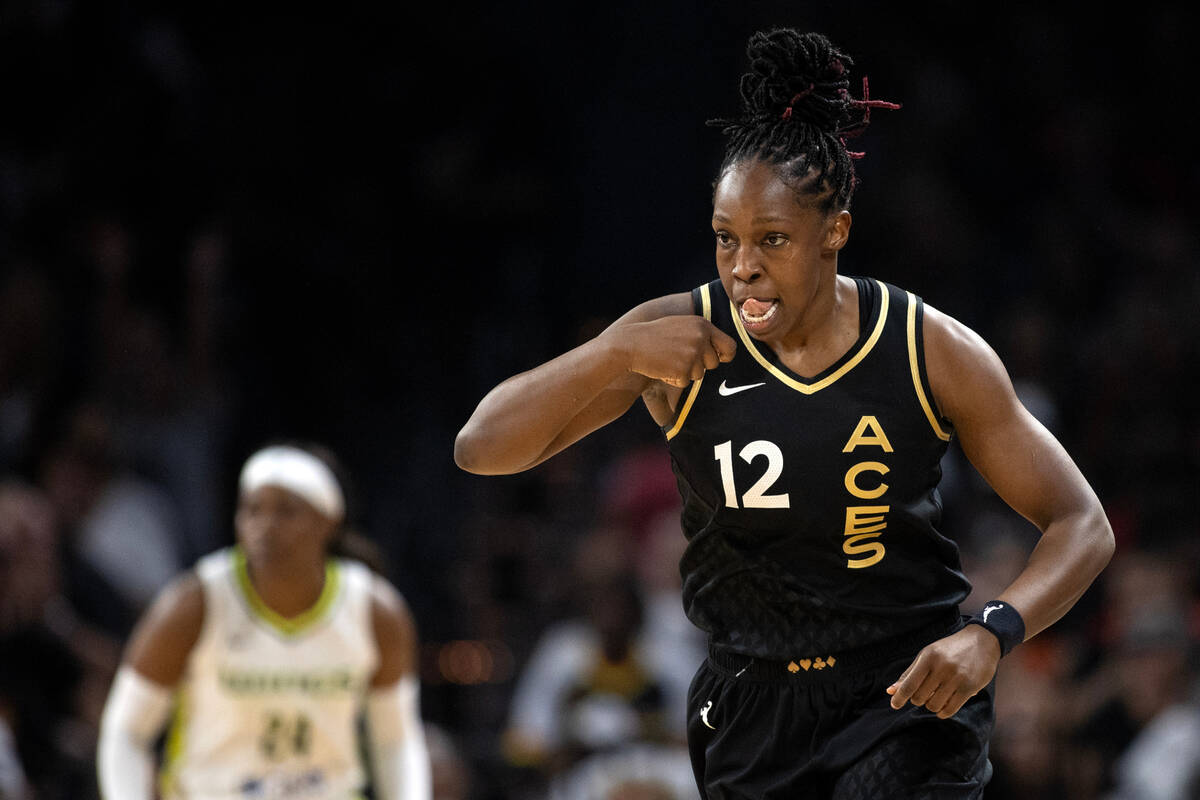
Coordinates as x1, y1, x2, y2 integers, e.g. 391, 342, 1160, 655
700, 700, 716, 730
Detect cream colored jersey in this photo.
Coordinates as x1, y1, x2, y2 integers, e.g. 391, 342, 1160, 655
161, 547, 379, 800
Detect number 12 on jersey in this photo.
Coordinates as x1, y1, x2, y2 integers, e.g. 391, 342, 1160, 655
713, 440, 790, 509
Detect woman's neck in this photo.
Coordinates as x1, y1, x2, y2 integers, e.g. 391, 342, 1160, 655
770, 273, 859, 376
246, 556, 327, 619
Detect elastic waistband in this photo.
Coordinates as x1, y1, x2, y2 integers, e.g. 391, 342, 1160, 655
707, 611, 962, 681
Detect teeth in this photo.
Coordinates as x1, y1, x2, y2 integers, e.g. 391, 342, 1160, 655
742, 301, 778, 323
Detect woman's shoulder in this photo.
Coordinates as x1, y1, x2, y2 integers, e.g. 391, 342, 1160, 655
150, 568, 208, 622
122, 568, 207, 685
919, 299, 1019, 428
367, 573, 416, 635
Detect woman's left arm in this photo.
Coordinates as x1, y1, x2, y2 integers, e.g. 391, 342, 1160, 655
887, 304, 1114, 718
366, 577, 432, 800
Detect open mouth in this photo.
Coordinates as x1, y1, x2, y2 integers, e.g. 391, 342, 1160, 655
740, 298, 779, 326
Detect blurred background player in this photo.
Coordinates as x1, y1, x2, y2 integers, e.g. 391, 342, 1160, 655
96, 442, 432, 799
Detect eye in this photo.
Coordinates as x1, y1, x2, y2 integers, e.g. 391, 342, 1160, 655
278, 497, 305, 518
764, 233, 788, 247
714, 230, 734, 247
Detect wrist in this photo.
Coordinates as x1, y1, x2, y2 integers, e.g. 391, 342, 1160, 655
594, 324, 637, 374
965, 600, 1025, 657
961, 621, 1002, 659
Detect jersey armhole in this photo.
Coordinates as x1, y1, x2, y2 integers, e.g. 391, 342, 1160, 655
662, 283, 713, 441
906, 292, 953, 442
155, 567, 210, 792
365, 570, 392, 684
175, 559, 218, 679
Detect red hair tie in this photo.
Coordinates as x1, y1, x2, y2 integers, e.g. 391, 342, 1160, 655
847, 76, 901, 126
840, 76, 901, 158
780, 83, 815, 120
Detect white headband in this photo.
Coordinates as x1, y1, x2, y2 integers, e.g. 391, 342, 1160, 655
238, 446, 345, 521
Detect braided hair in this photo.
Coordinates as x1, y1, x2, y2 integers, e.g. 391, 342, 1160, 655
708, 29, 899, 213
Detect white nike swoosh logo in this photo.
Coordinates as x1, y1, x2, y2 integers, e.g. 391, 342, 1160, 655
718, 380, 766, 396
982, 604, 1002, 622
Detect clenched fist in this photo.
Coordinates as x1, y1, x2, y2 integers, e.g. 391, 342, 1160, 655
606, 314, 737, 388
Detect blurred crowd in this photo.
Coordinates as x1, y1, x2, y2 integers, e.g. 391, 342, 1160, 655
1, 2, 1198, 799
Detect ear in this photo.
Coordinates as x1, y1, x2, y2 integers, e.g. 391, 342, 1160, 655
323, 519, 342, 549
824, 210, 852, 252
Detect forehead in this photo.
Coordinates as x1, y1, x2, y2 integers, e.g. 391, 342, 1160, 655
712, 161, 808, 220
239, 484, 312, 509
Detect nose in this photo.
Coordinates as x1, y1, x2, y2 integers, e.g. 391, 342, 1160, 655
730, 246, 762, 283
243, 508, 281, 536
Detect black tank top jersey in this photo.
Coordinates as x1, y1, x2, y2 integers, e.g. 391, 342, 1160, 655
662, 277, 971, 660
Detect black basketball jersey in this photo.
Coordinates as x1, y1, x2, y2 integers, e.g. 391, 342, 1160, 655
662, 277, 971, 660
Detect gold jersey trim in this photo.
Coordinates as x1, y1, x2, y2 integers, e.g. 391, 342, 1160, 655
906, 291, 952, 442
729, 279, 890, 395
233, 547, 341, 637
664, 283, 712, 441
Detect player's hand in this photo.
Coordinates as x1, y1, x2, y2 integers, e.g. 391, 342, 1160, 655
609, 315, 737, 388
886, 625, 1000, 719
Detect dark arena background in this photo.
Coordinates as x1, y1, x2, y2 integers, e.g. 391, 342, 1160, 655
1, 2, 1198, 798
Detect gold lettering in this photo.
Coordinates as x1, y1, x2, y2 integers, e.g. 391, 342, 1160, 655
842, 415, 894, 453
841, 417, 892, 569
844, 462, 889, 499
844, 505, 889, 534
844, 505, 888, 568
844, 535, 886, 568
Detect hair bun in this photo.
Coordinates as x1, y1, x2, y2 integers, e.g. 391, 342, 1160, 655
739, 29, 854, 132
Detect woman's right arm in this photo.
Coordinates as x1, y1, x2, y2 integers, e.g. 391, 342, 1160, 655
454, 292, 736, 475
97, 573, 204, 800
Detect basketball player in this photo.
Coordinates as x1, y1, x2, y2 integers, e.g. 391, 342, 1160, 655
454, 29, 1114, 798
96, 443, 431, 799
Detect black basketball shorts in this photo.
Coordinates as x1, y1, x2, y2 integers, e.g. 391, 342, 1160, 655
686, 616, 994, 799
